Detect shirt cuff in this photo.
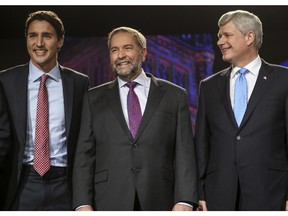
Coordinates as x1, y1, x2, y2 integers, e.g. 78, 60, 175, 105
75, 205, 91, 211
177, 202, 193, 209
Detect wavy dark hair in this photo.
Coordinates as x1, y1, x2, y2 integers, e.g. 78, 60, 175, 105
24, 10, 65, 40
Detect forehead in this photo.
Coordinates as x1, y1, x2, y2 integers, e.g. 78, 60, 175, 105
219, 20, 237, 32
110, 31, 136, 46
27, 20, 55, 33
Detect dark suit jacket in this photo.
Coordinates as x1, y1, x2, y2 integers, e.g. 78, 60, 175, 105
195, 60, 288, 210
73, 73, 198, 211
0, 83, 11, 210
0, 63, 89, 210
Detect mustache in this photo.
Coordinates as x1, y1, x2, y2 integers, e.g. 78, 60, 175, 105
115, 58, 133, 65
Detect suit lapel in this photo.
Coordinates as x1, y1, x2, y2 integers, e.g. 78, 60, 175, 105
134, 74, 165, 141
106, 79, 132, 138
14, 65, 29, 145
240, 62, 273, 128
106, 74, 165, 141
60, 66, 74, 139
217, 67, 238, 126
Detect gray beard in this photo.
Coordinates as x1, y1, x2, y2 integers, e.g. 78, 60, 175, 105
113, 60, 142, 81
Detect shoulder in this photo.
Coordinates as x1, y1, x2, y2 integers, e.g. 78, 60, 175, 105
148, 73, 186, 93
0, 64, 28, 77
260, 60, 288, 82
197, 68, 230, 91
262, 60, 288, 72
59, 65, 89, 80
87, 80, 116, 94
203, 68, 229, 83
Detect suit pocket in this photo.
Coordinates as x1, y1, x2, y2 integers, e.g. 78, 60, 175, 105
94, 170, 108, 184
268, 159, 288, 171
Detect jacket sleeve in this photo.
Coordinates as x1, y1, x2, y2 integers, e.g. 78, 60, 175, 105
174, 89, 198, 205
0, 83, 11, 167
194, 81, 210, 201
72, 92, 96, 209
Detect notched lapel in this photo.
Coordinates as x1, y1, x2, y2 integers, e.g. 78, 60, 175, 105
61, 68, 74, 139
240, 65, 273, 127
106, 80, 132, 138
218, 68, 237, 126
14, 67, 29, 145
134, 76, 165, 141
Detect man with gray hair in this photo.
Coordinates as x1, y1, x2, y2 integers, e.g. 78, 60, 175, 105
73, 26, 198, 211
195, 10, 288, 210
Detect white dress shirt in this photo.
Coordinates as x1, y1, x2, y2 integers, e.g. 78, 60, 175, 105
23, 61, 67, 167
230, 55, 262, 110
118, 69, 151, 128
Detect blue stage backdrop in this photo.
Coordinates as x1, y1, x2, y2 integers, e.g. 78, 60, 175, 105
59, 34, 215, 126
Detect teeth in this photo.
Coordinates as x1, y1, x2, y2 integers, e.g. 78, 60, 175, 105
118, 62, 129, 66
34, 50, 46, 56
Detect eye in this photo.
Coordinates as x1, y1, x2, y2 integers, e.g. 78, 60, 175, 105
125, 46, 133, 50
43, 33, 52, 39
110, 48, 118, 54
28, 33, 37, 38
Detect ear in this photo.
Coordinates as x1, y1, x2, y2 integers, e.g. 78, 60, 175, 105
141, 48, 147, 62
246, 31, 255, 46
57, 37, 64, 50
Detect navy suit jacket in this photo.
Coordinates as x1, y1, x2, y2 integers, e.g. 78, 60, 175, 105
195, 60, 288, 210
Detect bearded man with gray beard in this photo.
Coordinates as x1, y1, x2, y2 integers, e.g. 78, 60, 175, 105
72, 26, 198, 211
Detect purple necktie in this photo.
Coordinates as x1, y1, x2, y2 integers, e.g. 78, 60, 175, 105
126, 82, 142, 138
34, 74, 50, 176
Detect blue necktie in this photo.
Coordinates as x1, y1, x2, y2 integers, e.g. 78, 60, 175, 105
126, 82, 142, 138
234, 68, 248, 126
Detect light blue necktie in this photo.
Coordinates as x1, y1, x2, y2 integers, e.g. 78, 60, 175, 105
234, 68, 248, 126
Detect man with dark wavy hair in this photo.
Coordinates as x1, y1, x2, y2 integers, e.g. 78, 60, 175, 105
0, 10, 89, 210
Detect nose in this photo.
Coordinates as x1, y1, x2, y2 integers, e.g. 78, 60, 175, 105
217, 38, 225, 48
216, 37, 221, 45
36, 36, 44, 47
117, 49, 126, 58
217, 35, 226, 47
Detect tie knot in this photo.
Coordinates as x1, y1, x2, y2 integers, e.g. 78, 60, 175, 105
238, 68, 248, 75
126, 81, 138, 89
40, 74, 49, 83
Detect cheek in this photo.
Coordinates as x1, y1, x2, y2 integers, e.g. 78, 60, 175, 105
26, 40, 32, 48
109, 54, 114, 61
110, 56, 116, 65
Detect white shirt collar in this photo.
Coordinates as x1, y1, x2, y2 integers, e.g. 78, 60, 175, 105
118, 69, 149, 88
231, 55, 262, 79
29, 61, 61, 82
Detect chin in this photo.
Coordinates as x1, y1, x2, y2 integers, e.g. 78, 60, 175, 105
222, 55, 231, 63
117, 71, 131, 77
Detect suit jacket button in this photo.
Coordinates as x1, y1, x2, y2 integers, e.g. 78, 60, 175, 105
236, 135, 241, 140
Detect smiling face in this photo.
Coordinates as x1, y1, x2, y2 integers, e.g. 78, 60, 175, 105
217, 20, 256, 67
109, 31, 147, 82
26, 20, 64, 72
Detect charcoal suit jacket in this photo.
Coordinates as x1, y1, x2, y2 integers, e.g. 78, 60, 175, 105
73, 73, 198, 210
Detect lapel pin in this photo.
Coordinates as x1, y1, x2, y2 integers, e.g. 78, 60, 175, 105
263, 76, 267, 80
